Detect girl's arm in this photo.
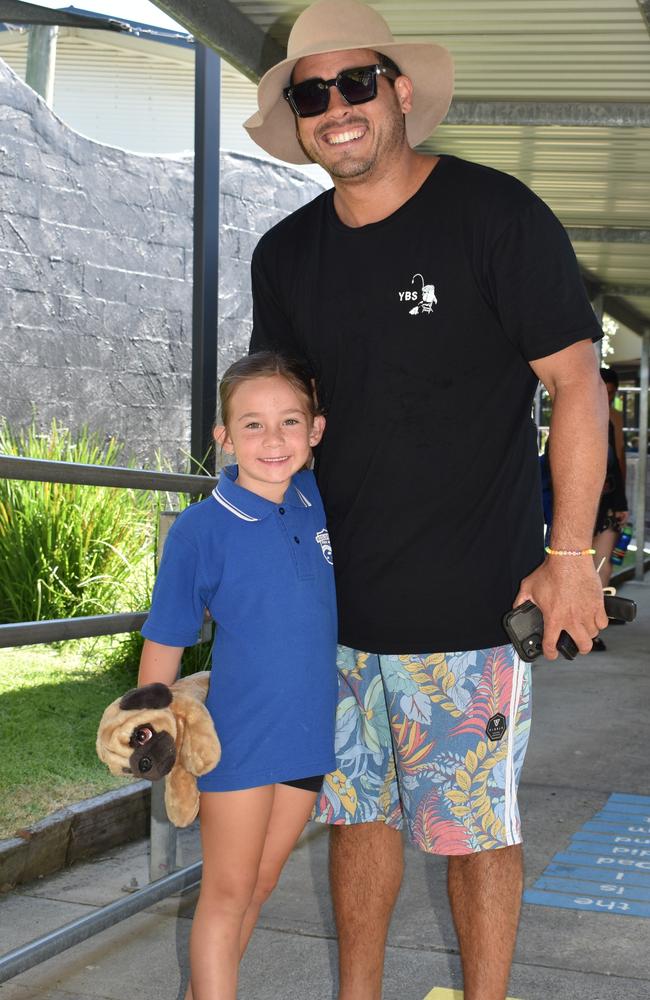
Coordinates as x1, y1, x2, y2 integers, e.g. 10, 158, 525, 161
137, 638, 184, 688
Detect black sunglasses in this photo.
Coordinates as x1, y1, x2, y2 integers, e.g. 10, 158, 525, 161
283, 64, 398, 119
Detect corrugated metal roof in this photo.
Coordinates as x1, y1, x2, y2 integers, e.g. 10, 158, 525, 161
0, 30, 196, 152
159, 0, 650, 330
0, 27, 320, 168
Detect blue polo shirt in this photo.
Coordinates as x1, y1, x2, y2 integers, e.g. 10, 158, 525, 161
141, 466, 337, 791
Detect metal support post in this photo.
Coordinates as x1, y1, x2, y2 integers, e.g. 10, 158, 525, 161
591, 292, 604, 361
191, 43, 221, 475
533, 384, 542, 449
25, 25, 58, 105
635, 331, 649, 580
149, 511, 181, 881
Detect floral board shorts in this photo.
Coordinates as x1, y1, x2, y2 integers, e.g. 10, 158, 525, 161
313, 644, 532, 855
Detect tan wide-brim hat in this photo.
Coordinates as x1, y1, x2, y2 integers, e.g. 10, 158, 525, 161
244, 0, 454, 165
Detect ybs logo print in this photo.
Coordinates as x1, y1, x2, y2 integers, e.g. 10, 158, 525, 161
398, 272, 438, 316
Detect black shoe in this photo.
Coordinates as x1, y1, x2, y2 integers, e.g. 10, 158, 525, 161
592, 637, 607, 652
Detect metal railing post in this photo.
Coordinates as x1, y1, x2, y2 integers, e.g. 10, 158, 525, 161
149, 511, 181, 881
192, 43, 221, 475
635, 330, 649, 580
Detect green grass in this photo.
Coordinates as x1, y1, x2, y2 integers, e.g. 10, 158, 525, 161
0, 635, 215, 840
0, 638, 141, 839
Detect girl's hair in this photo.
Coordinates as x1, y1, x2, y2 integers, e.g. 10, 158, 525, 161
217, 352, 317, 427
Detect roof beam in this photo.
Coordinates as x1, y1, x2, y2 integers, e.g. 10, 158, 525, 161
603, 296, 650, 336
445, 100, 650, 128
567, 227, 650, 244
150, 0, 283, 82
0, 0, 128, 30
603, 284, 650, 298
637, 1, 650, 41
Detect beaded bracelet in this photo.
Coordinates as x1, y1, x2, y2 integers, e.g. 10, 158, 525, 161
545, 546, 596, 556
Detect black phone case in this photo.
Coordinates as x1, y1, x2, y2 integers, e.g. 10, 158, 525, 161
503, 596, 637, 662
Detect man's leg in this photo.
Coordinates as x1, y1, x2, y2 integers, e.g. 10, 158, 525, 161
448, 844, 523, 1000
330, 822, 404, 1000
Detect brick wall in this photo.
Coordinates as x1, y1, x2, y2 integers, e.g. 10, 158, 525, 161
0, 58, 324, 465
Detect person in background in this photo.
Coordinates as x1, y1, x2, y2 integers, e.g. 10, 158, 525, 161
591, 368, 628, 648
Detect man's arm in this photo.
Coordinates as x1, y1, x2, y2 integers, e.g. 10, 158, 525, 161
514, 338, 609, 659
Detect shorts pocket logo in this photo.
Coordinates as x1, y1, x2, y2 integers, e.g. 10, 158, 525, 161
486, 713, 507, 741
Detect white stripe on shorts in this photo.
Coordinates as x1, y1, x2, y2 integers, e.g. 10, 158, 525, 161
504, 652, 525, 846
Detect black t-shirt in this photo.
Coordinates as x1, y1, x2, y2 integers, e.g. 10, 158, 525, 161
250, 155, 601, 653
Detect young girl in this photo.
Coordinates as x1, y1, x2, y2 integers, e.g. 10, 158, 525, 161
137, 352, 337, 999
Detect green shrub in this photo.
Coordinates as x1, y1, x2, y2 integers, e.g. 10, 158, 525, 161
0, 419, 155, 624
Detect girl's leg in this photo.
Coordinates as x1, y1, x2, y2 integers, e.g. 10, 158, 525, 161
187, 786, 275, 1000
239, 784, 317, 955
593, 527, 618, 586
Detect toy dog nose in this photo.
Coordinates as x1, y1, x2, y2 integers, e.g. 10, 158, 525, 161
138, 756, 153, 773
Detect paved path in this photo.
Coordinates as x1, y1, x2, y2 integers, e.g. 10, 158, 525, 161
1, 579, 649, 1000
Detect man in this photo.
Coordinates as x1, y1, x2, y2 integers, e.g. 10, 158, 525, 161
244, 2, 609, 997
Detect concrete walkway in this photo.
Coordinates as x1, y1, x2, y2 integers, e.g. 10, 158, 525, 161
1, 578, 649, 1000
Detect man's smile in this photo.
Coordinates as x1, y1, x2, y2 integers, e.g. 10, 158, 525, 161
322, 126, 367, 146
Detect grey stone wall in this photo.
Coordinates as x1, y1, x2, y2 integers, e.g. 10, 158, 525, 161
0, 57, 324, 465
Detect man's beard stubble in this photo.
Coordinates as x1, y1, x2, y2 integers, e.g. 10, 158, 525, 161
296, 109, 407, 181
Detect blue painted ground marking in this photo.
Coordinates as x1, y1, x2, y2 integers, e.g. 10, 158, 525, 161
525, 793, 650, 917
535, 875, 650, 902
546, 862, 650, 887
567, 839, 650, 857
573, 830, 650, 846
583, 820, 650, 835
523, 888, 650, 917
553, 850, 650, 872
593, 809, 650, 825
600, 801, 650, 816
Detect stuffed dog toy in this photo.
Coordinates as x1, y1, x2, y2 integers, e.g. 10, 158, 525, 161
96, 671, 220, 827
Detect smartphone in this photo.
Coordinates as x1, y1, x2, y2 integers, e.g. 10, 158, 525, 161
503, 595, 636, 662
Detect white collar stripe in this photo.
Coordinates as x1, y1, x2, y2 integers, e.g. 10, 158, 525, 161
212, 486, 259, 522
294, 486, 312, 507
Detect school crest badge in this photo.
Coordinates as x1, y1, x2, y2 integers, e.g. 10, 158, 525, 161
315, 528, 333, 565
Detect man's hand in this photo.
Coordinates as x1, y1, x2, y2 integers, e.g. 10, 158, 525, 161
513, 557, 608, 660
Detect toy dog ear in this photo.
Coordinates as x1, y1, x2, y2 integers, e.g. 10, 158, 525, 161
120, 683, 172, 712
171, 692, 221, 776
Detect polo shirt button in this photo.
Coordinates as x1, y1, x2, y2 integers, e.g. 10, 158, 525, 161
278, 507, 285, 515
294, 536, 300, 544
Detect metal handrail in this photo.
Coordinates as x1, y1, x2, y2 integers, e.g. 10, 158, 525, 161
0, 455, 216, 493
0, 862, 202, 984
0, 455, 217, 646
0, 612, 149, 648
